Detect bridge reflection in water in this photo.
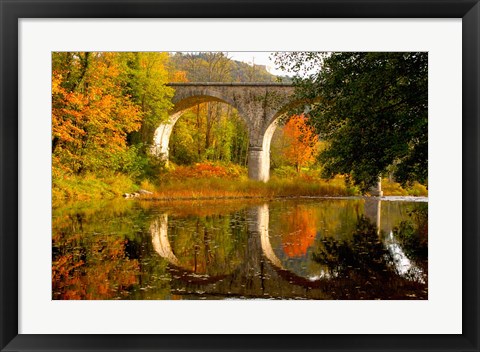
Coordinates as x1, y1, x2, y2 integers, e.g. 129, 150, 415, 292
149, 199, 427, 300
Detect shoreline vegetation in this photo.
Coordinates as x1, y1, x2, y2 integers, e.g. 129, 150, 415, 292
52, 162, 428, 207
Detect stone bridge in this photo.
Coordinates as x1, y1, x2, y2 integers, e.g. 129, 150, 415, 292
151, 82, 383, 195
151, 82, 296, 182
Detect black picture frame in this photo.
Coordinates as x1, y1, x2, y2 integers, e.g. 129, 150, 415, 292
1, 0, 479, 351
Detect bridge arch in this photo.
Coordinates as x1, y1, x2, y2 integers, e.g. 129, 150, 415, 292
152, 86, 252, 166
151, 83, 296, 182
168, 88, 247, 117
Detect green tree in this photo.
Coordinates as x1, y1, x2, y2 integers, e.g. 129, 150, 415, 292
119, 52, 174, 144
274, 52, 428, 190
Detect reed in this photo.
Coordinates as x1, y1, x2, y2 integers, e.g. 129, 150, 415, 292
52, 163, 427, 205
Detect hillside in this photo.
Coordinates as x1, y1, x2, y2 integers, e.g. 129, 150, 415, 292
169, 52, 291, 83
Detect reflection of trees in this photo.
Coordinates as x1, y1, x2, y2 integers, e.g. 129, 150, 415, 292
52, 199, 428, 300
164, 200, 256, 218
53, 229, 139, 300
313, 216, 392, 277
280, 206, 318, 257
168, 212, 246, 276
392, 203, 428, 260
312, 215, 428, 299
52, 201, 145, 299
270, 200, 369, 285
272, 200, 361, 243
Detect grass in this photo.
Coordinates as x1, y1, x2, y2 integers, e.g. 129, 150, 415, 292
52, 173, 137, 206
381, 179, 428, 197
143, 176, 351, 201
52, 163, 428, 205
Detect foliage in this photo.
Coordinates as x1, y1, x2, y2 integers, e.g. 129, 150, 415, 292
169, 52, 278, 83
273, 52, 428, 191
52, 52, 173, 180
392, 204, 428, 259
382, 179, 428, 196
282, 114, 320, 172
168, 53, 252, 166
406, 182, 428, 196
52, 52, 143, 176
119, 52, 174, 144
169, 106, 249, 166
52, 201, 143, 299
52, 173, 137, 205
52, 51, 429, 203
167, 52, 282, 167
141, 166, 351, 200
270, 128, 291, 168
271, 165, 300, 179
165, 162, 247, 180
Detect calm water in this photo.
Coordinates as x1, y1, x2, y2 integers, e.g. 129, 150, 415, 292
52, 198, 428, 300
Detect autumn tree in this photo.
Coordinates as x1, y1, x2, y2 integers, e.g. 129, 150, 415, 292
52, 52, 143, 176
52, 52, 174, 179
282, 114, 320, 173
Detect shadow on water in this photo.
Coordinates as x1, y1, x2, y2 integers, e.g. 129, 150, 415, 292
52, 198, 428, 300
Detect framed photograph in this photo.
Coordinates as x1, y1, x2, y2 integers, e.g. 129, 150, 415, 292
1, 0, 479, 351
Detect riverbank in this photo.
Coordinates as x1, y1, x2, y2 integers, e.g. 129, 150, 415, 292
52, 172, 427, 206
141, 177, 352, 200
52, 173, 137, 205
52, 174, 352, 206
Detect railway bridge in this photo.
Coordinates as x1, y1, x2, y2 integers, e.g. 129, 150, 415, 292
151, 82, 295, 182
152, 82, 382, 195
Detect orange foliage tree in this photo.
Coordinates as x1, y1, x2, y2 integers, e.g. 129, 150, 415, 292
52, 52, 143, 176
283, 114, 320, 173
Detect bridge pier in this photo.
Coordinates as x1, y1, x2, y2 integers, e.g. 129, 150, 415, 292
369, 177, 383, 197
248, 147, 270, 182
151, 112, 182, 165
151, 125, 172, 163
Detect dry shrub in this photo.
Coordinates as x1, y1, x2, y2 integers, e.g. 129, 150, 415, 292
166, 162, 246, 180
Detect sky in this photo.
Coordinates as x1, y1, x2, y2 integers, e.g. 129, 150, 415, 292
227, 51, 321, 77
227, 51, 289, 76
171, 51, 320, 77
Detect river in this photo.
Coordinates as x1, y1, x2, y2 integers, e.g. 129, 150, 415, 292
52, 197, 428, 300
